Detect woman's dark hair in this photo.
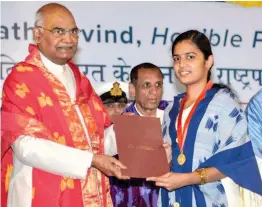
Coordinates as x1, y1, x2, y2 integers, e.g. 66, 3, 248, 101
172, 30, 231, 91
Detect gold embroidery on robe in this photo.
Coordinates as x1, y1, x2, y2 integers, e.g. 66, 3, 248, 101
53, 132, 66, 145
38, 92, 53, 107
26, 106, 36, 116
5, 164, 13, 192
32, 187, 35, 199
16, 65, 33, 72
60, 177, 74, 191
16, 83, 30, 98
93, 100, 103, 111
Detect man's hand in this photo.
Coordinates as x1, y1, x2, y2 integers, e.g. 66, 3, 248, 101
91, 154, 130, 180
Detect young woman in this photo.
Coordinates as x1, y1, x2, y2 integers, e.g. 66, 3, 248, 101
147, 30, 262, 207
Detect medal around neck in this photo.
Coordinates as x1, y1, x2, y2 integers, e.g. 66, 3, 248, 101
177, 152, 186, 165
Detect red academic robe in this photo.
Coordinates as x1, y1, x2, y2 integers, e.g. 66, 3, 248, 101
1, 44, 112, 207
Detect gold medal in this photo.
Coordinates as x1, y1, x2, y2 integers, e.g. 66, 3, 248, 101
177, 152, 186, 165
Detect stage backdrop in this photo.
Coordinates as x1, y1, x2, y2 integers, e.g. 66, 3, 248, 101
1, 1, 262, 104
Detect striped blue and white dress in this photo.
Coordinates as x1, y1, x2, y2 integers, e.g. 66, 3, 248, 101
159, 87, 262, 207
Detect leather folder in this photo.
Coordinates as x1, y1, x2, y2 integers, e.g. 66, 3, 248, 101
113, 115, 169, 178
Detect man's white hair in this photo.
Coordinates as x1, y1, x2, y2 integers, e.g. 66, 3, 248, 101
34, 10, 44, 27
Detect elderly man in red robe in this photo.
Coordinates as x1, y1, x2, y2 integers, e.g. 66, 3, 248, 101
1, 3, 128, 207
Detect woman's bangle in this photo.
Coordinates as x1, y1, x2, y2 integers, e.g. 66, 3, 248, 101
195, 168, 208, 185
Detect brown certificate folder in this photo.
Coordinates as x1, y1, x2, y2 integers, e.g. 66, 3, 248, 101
113, 115, 169, 178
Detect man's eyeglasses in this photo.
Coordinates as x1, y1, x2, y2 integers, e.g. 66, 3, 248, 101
37, 26, 81, 37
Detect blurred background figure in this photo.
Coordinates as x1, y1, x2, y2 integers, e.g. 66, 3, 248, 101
96, 81, 129, 121
243, 88, 262, 207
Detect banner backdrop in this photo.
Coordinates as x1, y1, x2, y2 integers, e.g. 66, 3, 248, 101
1, 1, 262, 104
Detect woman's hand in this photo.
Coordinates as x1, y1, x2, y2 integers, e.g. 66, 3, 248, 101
147, 172, 190, 191
147, 167, 227, 191
163, 142, 172, 164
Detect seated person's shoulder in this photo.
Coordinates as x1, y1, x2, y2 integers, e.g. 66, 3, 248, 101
248, 89, 262, 108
